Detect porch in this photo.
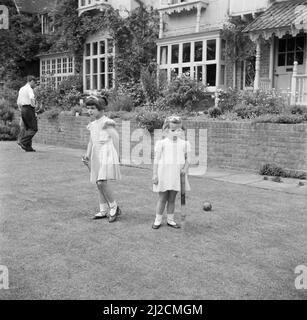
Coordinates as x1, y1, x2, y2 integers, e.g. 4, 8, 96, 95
244, 0, 307, 106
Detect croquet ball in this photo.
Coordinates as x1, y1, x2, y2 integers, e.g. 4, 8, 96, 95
202, 202, 212, 211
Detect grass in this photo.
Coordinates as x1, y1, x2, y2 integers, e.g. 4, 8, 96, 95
0, 141, 306, 300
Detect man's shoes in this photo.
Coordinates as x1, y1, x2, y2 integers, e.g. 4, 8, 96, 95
93, 212, 108, 220
167, 222, 181, 229
26, 147, 36, 152
152, 223, 161, 230
17, 141, 28, 151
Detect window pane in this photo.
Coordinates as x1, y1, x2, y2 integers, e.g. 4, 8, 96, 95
279, 39, 286, 53
220, 65, 225, 85
86, 76, 90, 90
296, 36, 305, 51
287, 38, 295, 52
93, 59, 98, 73
182, 67, 190, 76
171, 44, 179, 64
108, 74, 113, 88
107, 39, 114, 54
93, 75, 98, 90
278, 53, 285, 66
207, 39, 216, 60
160, 46, 168, 64
93, 42, 98, 55
85, 60, 91, 74
100, 58, 105, 73
287, 52, 294, 66
194, 41, 203, 62
296, 51, 304, 65
57, 59, 61, 74
196, 65, 203, 82
63, 58, 67, 73
108, 58, 113, 73
86, 43, 91, 56
206, 64, 216, 86
171, 68, 178, 79
100, 41, 105, 55
182, 43, 191, 63
101, 74, 106, 89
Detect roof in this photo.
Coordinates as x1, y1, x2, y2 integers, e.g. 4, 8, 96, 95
244, 0, 307, 32
15, 0, 58, 14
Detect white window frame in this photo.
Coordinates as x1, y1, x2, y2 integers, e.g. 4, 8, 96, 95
158, 35, 224, 92
83, 36, 115, 93
40, 55, 75, 89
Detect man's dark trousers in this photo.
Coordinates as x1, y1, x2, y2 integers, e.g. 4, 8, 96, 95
20, 105, 38, 149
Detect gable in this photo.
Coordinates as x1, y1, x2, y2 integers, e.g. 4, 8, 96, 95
15, 0, 58, 14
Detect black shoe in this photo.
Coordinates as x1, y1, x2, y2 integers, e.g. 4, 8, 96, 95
17, 141, 28, 151
167, 222, 181, 229
152, 223, 161, 230
26, 148, 36, 152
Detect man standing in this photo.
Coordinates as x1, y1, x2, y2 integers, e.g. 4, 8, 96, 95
17, 75, 37, 152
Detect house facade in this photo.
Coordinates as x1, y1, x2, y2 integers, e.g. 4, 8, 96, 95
34, 0, 307, 105
157, 0, 307, 105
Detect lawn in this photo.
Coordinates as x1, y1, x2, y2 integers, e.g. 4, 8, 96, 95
0, 141, 306, 300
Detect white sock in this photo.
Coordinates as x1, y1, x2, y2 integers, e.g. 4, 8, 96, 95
109, 201, 117, 208
109, 201, 117, 216
167, 214, 176, 225
99, 203, 108, 212
154, 215, 163, 225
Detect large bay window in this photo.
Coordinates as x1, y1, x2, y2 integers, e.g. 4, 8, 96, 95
84, 37, 115, 92
158, 37, 225, 90
40, 54, 75, 89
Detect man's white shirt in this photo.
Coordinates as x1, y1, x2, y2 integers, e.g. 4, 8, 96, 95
17, 83, 35, 108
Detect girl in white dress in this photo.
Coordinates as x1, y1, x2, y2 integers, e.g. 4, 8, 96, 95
152, 116, 191, 229
82, 96, 121, 223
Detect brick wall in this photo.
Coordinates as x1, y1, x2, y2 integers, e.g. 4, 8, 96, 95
34, 115, 307, 173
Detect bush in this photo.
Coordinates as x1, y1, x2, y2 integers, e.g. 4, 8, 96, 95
208, 106, 222, 118
117, 81, 146, 108
259, 163, 307, 179
58, 87, 82, 111
35, 84, 59, 109
252, 114, 306, 124
290, 105, 307, 115
162, 74, 208, 110
217, 88, 239, 112
0, 101, 15, 124
0, 121, 20, 141
44, 108, 60, 120
135, 106, 167, 133
57, 75, 83, 93
108, 94, 135, 112
0, 86, 18, 107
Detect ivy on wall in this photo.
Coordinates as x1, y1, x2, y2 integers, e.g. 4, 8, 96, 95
49, 0, 159, 85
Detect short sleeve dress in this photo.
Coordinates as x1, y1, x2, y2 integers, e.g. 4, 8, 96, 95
153, 137, 191, 193
87, 116, 121, 184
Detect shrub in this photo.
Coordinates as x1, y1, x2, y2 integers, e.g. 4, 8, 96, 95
57, 75, 83, 93
135, 107, 167, 133
117, 81, 146, 108
0, 121, 20, 141
208, 106, 222, 118
108, 94, 135, 112
0, 102, 15, 124
0, 86, 18, 107
35, 84, 59, 109
259, 163, 307, 179
71, 105, 83, 116
163, 74, 208, 110
289, 105, 307, 115
252, 114, 305, 124
217, 88, 239, 112
59, 87, 82, 111
44, 108, 60, 120
260, 163, 284, 177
